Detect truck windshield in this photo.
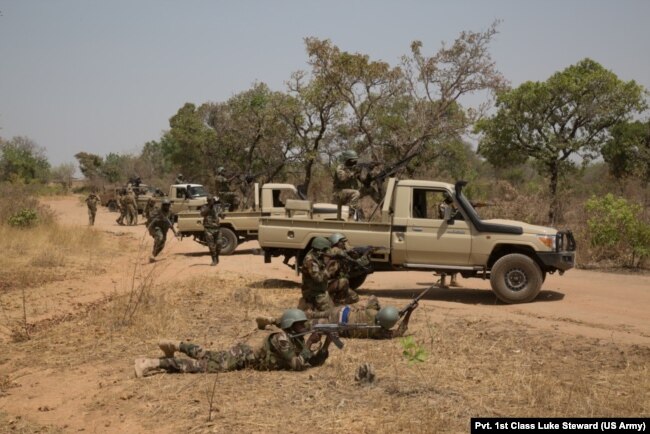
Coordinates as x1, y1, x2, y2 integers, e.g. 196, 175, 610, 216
188, 186, 208, 198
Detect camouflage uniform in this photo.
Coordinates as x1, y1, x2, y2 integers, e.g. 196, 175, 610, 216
200, 201, 224, 265
215, 174, 240, 211
300, 249, 334, 312
333, 164, 361, 217
124, 190, 138, 225
147, 207, 174, 258
85, 193, 100, 226
143, 198, 157, 221
116, 191, 127, 225
325, 244, 360, 305
156, 327, 329, 373
310, 296, 409, 339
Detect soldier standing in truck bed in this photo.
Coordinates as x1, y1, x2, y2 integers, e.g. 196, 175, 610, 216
333, 150, 364, 220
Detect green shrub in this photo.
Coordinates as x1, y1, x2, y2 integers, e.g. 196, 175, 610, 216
8, 209, 39, 228
585, 194, 650, 268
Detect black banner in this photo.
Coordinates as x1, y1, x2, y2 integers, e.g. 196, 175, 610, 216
471, 418, 648, 433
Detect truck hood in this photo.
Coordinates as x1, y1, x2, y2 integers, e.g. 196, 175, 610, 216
483, 219, 556, 235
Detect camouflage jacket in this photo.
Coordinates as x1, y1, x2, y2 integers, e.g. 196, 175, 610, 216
200, 203, 224, 230
255, 326, 329, 371
85, 195, 100, 211
333, 164, 359, 192
147, 208, 174, 232
301, 249, 329, 293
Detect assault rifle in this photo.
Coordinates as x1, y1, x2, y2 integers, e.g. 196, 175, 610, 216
147, 213, 179, 239
398, 286, 431, 317
363, 152, 419, 187
290, 323, 382, 349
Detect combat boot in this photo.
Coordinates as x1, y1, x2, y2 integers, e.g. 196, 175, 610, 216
211, 255, 219, 266
158, 339, 181, 357
134, 357, 161, 378
149, 255, 156, 263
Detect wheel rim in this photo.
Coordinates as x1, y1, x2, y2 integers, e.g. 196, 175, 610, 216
504, 268, 527, 292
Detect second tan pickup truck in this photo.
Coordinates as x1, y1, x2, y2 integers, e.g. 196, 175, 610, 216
258, 178, 576, 304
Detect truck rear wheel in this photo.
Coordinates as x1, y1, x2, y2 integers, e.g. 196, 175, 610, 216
490, 253, 543, 303
219, 227, 238, 255
107, 200, 118, 212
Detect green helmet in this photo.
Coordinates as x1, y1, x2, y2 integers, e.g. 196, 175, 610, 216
217, 166, 225, 174
280, 308, 308, 330
376, 306, 399, 329
311, 237, 331, 251
341, 150, 358, 162
161, 198, 171, 207
329, 233, 347, 246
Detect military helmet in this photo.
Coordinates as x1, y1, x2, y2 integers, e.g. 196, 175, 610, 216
341, 150, 358, 161
311, 237, 331, 251
280, 308, 308, 330
329, 233, 347, 246
376, 306, 400, 329
161, 198, 171, 207
217, 166, 225, 173
207, 195, 215, 203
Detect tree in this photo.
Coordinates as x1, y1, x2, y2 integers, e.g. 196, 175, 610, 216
49, 162, 76, 191
476, 58, 647, 223
0, 136, 50, 183
602, 120, 650, 186
74, 152, 103, 180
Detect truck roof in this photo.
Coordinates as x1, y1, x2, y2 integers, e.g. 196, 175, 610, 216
171, 183, 203, 188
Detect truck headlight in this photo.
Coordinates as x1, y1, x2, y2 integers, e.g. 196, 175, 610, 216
537, 234, 556, 250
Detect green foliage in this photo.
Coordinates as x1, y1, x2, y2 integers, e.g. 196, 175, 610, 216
8, 209, 38, 228
400, 336, 427, 364
477, 58, 647, 223
602, 120, 650, 184
0, 136, 50, 183
585, 194, 650, 267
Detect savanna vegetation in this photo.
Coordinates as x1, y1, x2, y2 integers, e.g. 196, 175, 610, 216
2, 23, 649, 269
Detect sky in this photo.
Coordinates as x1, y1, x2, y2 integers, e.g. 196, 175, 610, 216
1, 0, 649, 168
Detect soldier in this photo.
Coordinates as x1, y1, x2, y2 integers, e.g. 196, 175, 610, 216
174, 173, 185, 184
299, 237, 334, 312
333, 150, 364, 220
146, 199, 176, 262
124, 188, 138, 225
200, 195, 225, 266
143, 197, 157, 221
115, 189, 127, 226
215, 166, 241, 211
325, 233, 361, 305
134, 309, 332, 377
85, 192, 101, 226
256, 295, 416, 340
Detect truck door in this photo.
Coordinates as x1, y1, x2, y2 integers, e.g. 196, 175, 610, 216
404, 188, 471, 265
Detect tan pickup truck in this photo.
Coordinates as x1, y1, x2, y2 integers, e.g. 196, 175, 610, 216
176, 183, 346, 255
258, 178, 576, 303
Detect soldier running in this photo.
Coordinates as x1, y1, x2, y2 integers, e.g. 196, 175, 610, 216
200, 195, 225, 266
134, 309, 332, 377
146, 199, 175, 262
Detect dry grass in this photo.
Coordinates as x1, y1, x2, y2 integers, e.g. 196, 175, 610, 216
4, 273, 647, 433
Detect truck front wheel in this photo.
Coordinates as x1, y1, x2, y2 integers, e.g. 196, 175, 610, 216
490, 253, 543, 303
219, 227, 238, 255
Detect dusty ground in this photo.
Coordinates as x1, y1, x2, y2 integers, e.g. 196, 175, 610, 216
0, 196, 648, 433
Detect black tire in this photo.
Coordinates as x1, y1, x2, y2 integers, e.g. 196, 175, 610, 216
107, 200, 118, 212
490, 253, 543, 303
348, 274, 368, 290
219, 227, 238, 256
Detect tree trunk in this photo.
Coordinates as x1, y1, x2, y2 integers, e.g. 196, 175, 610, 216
548, 161, 560, 225
302, 158, 315, 197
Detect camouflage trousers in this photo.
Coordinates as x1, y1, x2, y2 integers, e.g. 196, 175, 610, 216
334, 189, 360, 209
159, 342, 256, 373
299, 288, 334, 312
328, 277, 359, 305
205, 227, 221, 259
116, 207, 126, 225
126, 205, 138, 226
87, 207, 97, 226
149, 227, 167, 257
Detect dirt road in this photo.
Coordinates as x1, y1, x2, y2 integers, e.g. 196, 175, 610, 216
0, 196, 647, 433
46, 196, 650, 346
